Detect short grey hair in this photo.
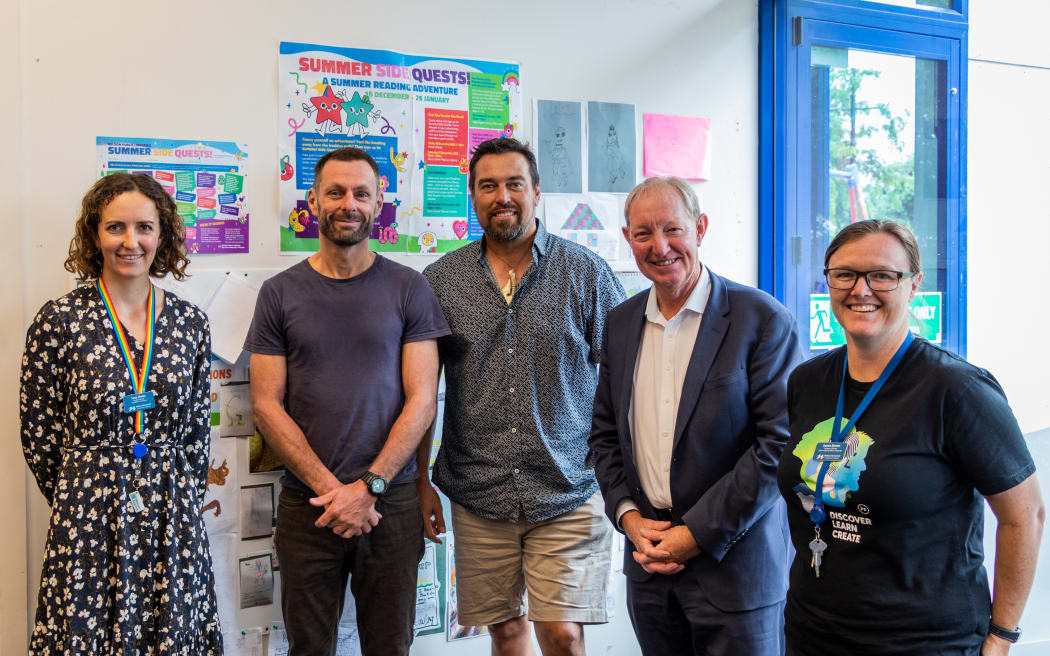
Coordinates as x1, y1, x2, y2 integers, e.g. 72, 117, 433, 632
624, 177, 703, 225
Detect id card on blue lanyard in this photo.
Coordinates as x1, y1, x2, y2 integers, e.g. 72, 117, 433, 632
810, 331, 913, 525
807, 332, 914, 578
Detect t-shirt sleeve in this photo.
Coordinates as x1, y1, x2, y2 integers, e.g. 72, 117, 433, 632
402, 272, 451, 344
242, 279, 287, 356
944, 369, 1036, 497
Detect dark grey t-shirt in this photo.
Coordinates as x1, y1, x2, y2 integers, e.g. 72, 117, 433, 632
243, 256, 450, 493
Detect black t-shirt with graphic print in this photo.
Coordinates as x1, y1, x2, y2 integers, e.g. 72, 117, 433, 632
776, 338, 1035, 656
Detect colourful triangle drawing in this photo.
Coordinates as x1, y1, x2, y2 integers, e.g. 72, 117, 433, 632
561, 203, 604, 230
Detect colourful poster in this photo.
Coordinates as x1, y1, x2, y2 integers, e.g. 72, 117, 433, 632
279, 42, 522, 254
96, 137, 249, 254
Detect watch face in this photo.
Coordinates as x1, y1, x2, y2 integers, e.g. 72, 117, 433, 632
371, 478, 387, 495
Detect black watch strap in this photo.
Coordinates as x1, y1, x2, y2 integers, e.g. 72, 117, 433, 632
988, 620, 1021, 643
361, 471, 388, 497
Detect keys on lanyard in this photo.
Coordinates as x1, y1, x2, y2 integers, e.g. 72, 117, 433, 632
96, 278, 156, 458
809, 528, 827, 578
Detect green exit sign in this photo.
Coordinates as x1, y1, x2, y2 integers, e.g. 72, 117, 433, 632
810, 292, 941, 350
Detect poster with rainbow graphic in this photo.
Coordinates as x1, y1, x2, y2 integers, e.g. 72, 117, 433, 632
279, 42, 522, 254
97, 137, 249, 254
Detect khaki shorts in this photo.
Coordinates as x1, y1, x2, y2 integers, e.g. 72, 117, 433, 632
451, 492, 613, 626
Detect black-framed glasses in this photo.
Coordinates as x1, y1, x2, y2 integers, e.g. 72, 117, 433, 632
824, 268, 916, 291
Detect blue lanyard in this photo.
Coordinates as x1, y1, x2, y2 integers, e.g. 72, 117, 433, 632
809, 331, 914, 525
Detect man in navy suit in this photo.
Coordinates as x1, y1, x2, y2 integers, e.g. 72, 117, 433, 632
589, 177, 801, 655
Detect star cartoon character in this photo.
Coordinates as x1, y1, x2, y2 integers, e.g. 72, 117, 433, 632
341, 91, 374, 137
308, 85, 344, 136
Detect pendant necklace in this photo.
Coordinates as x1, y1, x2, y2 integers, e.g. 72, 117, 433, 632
488, 247, 531, 300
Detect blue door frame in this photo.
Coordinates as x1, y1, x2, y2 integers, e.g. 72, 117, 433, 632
759, 0, 968, 355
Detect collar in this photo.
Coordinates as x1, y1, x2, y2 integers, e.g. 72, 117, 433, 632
644, 265, 711, 324
476, 218, 548, 263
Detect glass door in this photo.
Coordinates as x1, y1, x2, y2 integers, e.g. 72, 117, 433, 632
785, 19, 963, 356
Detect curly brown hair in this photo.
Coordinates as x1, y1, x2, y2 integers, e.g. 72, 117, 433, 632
65, 173, 190, 281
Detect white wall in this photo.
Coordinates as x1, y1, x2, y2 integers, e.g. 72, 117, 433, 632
968, 3, 1050, 652
0, 0, 28, 653
6, 0, 759, 652
967, 1, 1050, 433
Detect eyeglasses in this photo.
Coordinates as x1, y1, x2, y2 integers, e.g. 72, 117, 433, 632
824, 268, 916, 291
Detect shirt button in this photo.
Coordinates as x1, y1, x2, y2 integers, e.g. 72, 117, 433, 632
508, 309, 513, 314
511, 427, 517, 433
514, 468, 520, 474
508, 348, 514, 354
664, 398, 670, 404
509, 387, 515, 393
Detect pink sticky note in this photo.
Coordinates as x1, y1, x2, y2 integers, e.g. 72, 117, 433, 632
643, 113, 711, 180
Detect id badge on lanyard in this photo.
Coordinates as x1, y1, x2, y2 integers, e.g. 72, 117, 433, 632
807, 331, 913, 577
97, 278, 156, 459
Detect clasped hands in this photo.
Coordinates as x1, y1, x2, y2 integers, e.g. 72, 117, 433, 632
621, 510, 701, 575
310, 479, 382, 538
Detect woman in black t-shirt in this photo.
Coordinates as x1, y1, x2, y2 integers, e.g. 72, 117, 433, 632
776, 220, 1044, 656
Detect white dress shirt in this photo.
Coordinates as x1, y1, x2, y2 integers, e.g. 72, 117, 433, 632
616, 267, 712, 524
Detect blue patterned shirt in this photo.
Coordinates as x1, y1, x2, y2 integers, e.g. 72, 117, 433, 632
424, 220, 626, 522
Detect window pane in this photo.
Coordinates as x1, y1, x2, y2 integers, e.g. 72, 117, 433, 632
806, 47, 947, 353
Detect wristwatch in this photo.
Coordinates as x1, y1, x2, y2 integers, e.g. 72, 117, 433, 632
361, 471, 388, 497
988, 620, 1021, 643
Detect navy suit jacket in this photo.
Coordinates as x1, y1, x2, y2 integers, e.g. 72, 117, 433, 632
589, 269, 801, 612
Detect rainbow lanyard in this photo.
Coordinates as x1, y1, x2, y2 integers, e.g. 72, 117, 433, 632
96, 278, 156, 448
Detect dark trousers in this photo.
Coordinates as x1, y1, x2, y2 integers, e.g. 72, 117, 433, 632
275, 483, 424, 656
626, 572, 785, 656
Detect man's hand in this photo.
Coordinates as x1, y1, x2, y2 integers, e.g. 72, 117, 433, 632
310, 480, 382, 538
621, 510, 683, 575
418, 481, 446, 543
640, 524, 702, 565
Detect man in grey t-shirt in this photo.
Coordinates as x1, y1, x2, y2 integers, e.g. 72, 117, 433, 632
244, 147, 449, 656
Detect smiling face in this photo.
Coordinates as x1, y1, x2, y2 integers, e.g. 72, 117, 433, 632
624, 185, 707, 306
827, 231, 922, 352
308, 158, 383, 248
96, 191, 160, 283
471, 152, 540, 244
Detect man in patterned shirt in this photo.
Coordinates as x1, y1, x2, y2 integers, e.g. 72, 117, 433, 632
422, 138, 625, 656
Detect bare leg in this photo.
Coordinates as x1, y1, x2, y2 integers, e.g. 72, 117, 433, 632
534, 621, 585, 656
490, 615, 536, 656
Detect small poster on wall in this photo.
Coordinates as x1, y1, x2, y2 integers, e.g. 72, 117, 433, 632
642, 113, 712, 180
96, 137, 249, 254
587, 101, 636, 193
535, 100, 584, 194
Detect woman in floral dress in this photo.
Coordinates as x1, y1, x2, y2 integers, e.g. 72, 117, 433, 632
20, 172, 222, 654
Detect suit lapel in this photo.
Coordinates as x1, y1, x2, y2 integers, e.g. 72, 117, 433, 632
672, 271, 730, 450
617, 294, 649, 451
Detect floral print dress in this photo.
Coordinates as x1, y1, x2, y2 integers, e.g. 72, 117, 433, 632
20, 284, 222, 655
